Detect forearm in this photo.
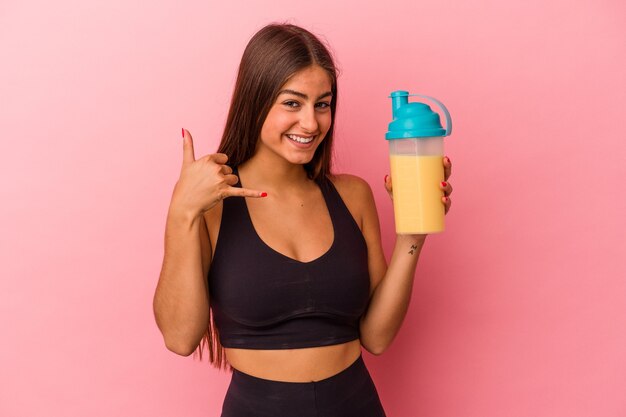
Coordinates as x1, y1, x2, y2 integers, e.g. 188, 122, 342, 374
153, 205, 210, 355
359, 234, 427, 354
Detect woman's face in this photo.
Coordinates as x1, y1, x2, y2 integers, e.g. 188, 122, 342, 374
257, 65, 333, 166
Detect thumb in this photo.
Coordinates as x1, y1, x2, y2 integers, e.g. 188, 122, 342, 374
384, 174, 393, 199
182, 128, 196, 165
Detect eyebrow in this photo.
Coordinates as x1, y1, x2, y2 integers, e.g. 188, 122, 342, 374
277, 89, 333, 100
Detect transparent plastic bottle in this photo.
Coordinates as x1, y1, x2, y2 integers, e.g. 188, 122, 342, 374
386, 90, 452, 234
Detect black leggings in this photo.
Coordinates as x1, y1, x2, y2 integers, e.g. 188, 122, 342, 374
220, 353, 387, 417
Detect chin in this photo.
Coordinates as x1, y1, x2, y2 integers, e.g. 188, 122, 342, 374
281, 150, 316, 166
287, 155, 316, 166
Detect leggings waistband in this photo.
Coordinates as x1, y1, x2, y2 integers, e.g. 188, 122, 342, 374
222, 353, 386, 416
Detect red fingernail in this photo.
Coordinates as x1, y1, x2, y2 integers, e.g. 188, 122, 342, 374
181, 128, 185, 138
260, 192, 267, 197
384, 175, 388, 183
445, 156, 451, 163
441, 182, 447, 187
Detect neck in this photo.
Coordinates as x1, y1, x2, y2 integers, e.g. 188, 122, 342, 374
238, 152, 314, 193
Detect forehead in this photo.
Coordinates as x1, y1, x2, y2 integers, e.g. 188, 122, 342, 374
281, 65, 332, 92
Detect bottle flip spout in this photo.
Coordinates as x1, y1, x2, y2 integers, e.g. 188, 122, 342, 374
390, 90, 410, 119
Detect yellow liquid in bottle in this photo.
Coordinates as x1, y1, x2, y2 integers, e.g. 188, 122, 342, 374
389, 155, 445, 234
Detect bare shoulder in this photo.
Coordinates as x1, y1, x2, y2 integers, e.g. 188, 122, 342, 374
328, 173, 372, 195
327, 173, 376, 230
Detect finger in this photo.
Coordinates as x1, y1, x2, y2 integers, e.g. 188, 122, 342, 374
383, 174, 393, 200
223, 186, 267, 199
443, 156, 452, 181
439, 181, 453, 197
223, 173, 239, 186
200, 152, 229, 166
182, 128, 195, 165
220, 164, 233, 175
384, 174, 392, 193
442, 196, 451, 214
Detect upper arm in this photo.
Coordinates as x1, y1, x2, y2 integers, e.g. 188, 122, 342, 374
331, 174, 388, 298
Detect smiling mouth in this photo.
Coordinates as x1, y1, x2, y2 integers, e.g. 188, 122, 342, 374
286, 134, 316, 144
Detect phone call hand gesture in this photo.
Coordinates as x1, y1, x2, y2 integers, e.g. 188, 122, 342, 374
170, 129, 266, 218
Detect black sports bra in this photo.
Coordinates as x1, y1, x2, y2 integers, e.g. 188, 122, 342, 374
207, 168, 371, 349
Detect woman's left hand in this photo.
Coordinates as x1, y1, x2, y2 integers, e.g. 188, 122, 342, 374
384, 155, 453, 214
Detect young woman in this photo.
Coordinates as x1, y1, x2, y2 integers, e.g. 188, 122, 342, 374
153, 23, 453, 417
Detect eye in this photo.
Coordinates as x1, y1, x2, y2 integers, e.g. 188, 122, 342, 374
283, 101, 300, 108
316, 102, 331, 109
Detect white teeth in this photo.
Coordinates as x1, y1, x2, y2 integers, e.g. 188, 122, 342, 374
287, 134, 314, 144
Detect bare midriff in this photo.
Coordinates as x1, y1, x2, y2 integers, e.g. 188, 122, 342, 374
224, 338, 362, 382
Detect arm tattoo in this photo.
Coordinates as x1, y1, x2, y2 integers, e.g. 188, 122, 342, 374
408, 244, 418, 255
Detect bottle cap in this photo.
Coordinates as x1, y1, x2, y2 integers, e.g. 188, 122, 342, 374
386, 90, 452, 140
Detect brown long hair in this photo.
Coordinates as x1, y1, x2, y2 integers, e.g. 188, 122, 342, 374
193, 23, 340, 370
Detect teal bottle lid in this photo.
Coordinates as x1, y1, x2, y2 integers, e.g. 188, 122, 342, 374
385, 90, 452, 140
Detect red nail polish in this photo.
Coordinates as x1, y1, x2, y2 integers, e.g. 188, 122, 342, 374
445, 156, 451, 163
181, 128, 184, 138
441, 182, 447, 187
260, 192, 267, 197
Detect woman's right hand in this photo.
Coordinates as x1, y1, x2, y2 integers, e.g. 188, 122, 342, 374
170, 129, 266, 217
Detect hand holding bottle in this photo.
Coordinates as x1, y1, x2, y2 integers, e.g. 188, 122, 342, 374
384, 156, 453, 215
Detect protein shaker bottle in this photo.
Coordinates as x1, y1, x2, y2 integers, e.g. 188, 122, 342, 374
386, 90, 452, 234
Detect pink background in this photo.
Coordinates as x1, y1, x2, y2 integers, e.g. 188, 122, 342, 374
1, 0, 625, 416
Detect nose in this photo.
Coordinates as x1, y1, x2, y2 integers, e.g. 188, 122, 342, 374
298, 105, 319, 133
